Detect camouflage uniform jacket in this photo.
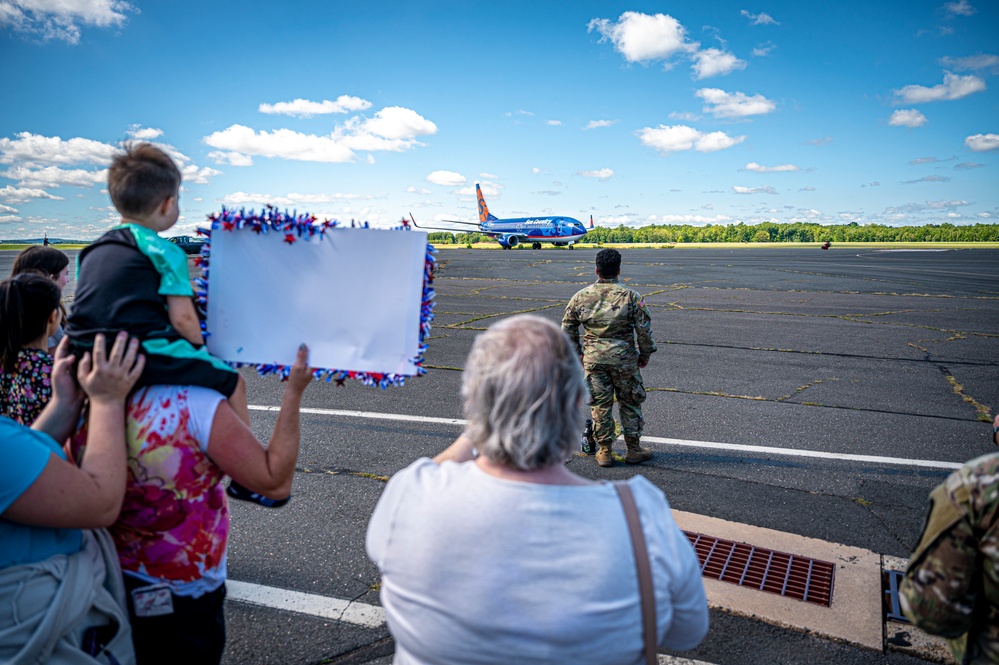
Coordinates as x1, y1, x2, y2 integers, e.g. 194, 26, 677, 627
900, 452, 999, 664
561, 277, 656, 367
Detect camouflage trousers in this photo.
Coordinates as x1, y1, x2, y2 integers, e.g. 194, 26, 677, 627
585, 362, 647, 446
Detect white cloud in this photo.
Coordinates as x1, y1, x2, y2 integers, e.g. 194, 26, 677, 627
0, 0, 134, 44
426, 170, 466, 186
587, 11, 697, 63
584, 120, 617, 130
696, 88, 776, 118
356, 107, 438, 141
0, 185, 63, 203
2, 164, 106, 188
939, 54, 999, 72
733, 185, 778, 194
578, 168, 614, 180
532, 167, 542, 174
180, 164, 222, 185
745, 162, 799, 173
668, 111, 700, 121
944, 0, 975, 16
126, 125, 163, 140
740, 10, 779, 25
0, 203, 18, 213
965, 133, 999, 152
0, 132, 116, 166
207, 150, 254, 167
889, 109, 928, 127
546, 120, 562, 126
691, 48, 747, 79
407, 186, 431, 195
926, 199, 970, 209
0, 214, 21, 223
480, 172, 499, 179
636, 125, 745, 154
752, 42, 776, 57
893, 71, 986, 104
258, 96, 372, 118
203, 107, 437, 163
220, 191, 376, 207
456, 182, 501, 198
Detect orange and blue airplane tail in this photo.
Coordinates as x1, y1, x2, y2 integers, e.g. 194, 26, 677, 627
476, 183, 498, 223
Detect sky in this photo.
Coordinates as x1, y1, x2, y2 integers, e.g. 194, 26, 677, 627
0, 0, 996, 239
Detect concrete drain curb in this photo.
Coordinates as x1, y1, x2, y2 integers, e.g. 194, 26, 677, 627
673, 511, 882, 651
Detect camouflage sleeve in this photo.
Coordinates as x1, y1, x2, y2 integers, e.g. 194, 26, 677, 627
632, 291, 657, 362
561, 296, 583, 358
899, 482, 977, 638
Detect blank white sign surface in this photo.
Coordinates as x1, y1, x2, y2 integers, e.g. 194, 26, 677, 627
205, 228, 428, 376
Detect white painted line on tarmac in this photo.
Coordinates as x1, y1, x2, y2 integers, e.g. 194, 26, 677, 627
252, 405, 466, 427
641, 435, 963, 470
226, 580, 385, 628
226, 578, 714, 662
658, 657, 716, 665
249, 405, 964, 470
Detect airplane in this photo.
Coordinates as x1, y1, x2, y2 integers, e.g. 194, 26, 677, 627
410, 183, 588, 249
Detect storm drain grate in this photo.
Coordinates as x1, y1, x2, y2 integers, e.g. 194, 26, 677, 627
683, 531, 835, 607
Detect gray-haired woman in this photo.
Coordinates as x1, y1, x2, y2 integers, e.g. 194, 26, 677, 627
366, 314, 708, 665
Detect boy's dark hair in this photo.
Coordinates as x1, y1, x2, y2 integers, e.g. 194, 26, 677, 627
0, 273, 61, 372
108, 142, 182, 217
11, 246, 69, 279
595, 248, 621, 278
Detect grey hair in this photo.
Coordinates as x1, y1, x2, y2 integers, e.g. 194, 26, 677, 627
461, 314, 588, 471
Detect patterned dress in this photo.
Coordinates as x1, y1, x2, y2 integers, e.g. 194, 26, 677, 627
0, 348, 54, 425
72, 384, 230, 597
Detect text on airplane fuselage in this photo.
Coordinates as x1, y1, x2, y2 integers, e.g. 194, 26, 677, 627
512, 219, 557, 231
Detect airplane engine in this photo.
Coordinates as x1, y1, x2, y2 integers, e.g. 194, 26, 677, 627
501, 234, 520, 248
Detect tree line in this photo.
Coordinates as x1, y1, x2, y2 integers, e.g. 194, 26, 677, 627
427, 221, 999, 245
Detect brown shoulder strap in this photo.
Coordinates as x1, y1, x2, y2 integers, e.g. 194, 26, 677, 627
615, 481, 657, 665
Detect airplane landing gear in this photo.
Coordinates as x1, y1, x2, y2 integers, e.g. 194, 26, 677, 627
532, 242, 542, 250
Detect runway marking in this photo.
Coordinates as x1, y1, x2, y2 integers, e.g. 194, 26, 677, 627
226, 579, 715, 663
249, 405, 964, 470
227, 580, 385, 628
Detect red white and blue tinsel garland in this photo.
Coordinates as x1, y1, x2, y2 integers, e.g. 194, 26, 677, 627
193, 206, 435, 389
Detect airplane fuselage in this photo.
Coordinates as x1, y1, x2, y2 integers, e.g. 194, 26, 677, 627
481, 216, 588, 248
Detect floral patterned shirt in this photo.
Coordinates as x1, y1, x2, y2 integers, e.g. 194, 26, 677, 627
0, 348, 54, 426
74, 385, 229, 597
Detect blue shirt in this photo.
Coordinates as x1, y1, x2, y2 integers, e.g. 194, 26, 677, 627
0, 417, 82, 568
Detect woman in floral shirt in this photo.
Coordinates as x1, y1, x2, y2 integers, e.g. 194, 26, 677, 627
70, 344, 314, 665
0, 274, 62, 425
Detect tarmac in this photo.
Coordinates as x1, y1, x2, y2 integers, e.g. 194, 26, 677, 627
6, 245, 996, 664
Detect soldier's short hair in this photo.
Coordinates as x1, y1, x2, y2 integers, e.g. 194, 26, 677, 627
108, 142, 182, 217
462, 314, 588, 471
595, 249, 621, 277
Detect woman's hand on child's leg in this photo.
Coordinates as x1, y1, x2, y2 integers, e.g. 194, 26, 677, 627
77, 332, 145, 405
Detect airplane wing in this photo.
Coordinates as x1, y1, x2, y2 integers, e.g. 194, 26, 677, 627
409, 214, 485, 233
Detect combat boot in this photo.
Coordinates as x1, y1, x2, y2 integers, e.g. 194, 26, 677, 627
624, 436, 652, 464
595, 443, 614, 468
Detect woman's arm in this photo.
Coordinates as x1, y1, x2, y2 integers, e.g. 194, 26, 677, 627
166, 295, 205, 346
6, 332, 145, 528
206, 344, 312, 499
31, 337, 85, 443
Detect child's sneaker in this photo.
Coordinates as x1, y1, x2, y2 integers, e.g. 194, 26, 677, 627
226, 481, 290, 508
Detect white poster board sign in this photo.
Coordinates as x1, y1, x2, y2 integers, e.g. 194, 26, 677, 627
203, 222, 430, 382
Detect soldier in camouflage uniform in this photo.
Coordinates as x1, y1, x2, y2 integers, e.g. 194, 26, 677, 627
900, 434, 999, 664
561, 249, 656, 468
